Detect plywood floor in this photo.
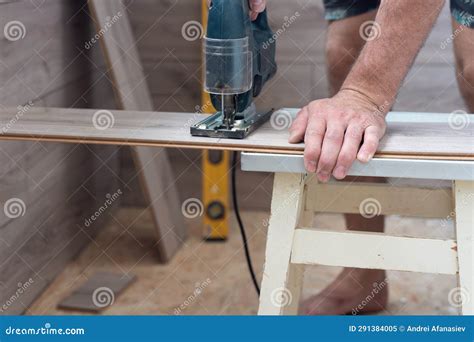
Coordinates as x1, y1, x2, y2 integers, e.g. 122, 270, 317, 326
28, 207, 459, 315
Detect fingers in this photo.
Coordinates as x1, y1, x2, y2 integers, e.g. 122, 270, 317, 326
333, 125, 364, 179
250, 0, 266, 12
357, 126, 381, 163
207, 0, 266, 20
288, 107, 309, 143
250, 0, 266, 20
303, 116, 326, 173
316, 123, 345, 182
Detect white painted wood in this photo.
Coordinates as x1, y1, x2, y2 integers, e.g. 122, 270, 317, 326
305, 182, 453, 218
241, 153, 474, 180
280, 108, 472, 124
281, 204, 314, 315
281, 264, 304, 315
258, 173, 306, 315
454, 181, 474, 315
291, 229, 458, 275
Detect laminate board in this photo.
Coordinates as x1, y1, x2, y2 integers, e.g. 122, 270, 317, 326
0, 107, 472, 160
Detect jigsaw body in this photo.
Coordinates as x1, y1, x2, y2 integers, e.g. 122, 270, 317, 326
191, 0, 277, 139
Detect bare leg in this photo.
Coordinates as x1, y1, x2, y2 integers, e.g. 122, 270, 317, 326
452, 19, 474, 112
301, 10, 388, 315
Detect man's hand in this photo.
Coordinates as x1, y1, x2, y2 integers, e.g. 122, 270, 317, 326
207, 0, 266, 20
288, 89, 387, 182
288, 0, 445, 182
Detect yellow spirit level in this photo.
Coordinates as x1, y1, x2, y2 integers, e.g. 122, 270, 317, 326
201, 1, 229, 240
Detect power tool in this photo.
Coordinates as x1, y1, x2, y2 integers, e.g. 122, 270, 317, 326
191, 0, 277, 139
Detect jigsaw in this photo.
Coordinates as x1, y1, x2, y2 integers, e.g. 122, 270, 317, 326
191, 0, 277, 139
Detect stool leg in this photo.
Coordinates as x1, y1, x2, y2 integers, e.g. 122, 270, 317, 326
454, 180, 474, 315
258, 173, 306, 315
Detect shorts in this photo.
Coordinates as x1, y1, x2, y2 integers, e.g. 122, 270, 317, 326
323, 0, 474, 28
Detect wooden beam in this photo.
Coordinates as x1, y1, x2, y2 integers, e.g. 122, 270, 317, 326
258, 173, 307, 315
305, 181, 453, 218
1, 107, 473, 160
88, 0, 186, 262
291, 229, 458, 275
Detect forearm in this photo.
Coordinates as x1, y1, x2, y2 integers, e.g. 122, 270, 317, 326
341, 0, 445, 109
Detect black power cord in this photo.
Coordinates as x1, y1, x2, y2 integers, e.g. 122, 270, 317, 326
231, 151, 261, 296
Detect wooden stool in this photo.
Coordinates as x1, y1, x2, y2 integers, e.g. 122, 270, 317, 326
242, 144, 474, 316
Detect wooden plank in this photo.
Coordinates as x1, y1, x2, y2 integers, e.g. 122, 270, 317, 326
88, 0, 186, 262
0, 107, 473, 160
258, 173, 306, 315
305, 181, 453, 218
291, 229, 459, 275
453, 181, 474, 314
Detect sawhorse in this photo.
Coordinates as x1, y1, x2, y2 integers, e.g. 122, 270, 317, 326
242, 127, 474, 315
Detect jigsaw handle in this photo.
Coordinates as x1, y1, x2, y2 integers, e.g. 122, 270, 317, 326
206, 0, 277, 112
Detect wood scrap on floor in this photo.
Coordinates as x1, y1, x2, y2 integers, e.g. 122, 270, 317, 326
58, 272, 136, 313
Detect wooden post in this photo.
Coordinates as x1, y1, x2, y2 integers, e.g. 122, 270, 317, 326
454, 180, 474, 314
258, 173, 307, 315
